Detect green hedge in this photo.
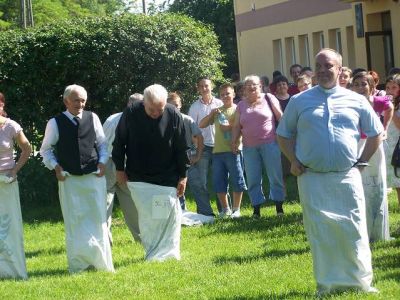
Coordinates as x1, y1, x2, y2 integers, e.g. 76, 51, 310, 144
0, 14, 224, 206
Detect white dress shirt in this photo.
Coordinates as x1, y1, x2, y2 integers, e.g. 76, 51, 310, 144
102, 112, 123, 157
40, 110, 108, 170
188, 97, 223, 147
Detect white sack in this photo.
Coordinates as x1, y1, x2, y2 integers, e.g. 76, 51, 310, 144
358, 140, 391, 242
298, 168, 375, 295
0, 180, 27, 279
181, 210, 214, 226
59, 174, 114, 273
127, 182, 181, 261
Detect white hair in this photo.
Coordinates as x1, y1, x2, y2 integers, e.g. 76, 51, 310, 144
143, 84, 168, 104
244, 75, 261, 85
63, 84, 87, 100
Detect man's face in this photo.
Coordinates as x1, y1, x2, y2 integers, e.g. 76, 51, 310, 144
144, 99, 166, 119
64, 90, 86, 116
219, 87, 234, 107
315, 51, 341, 89
290, 67, 301, 82
197, 79, 212, 98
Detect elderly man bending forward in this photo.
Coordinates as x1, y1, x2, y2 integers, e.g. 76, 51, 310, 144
40, 84, 114, 273
112, 84, 189, 261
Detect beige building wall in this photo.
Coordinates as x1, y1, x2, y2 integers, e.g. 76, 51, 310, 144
234, 0, 400, 81
349, 0, 400, 79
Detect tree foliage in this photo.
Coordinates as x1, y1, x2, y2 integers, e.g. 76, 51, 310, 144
0, 0, 127, 29
168, 0, 238, 77
0, 14, 223, 205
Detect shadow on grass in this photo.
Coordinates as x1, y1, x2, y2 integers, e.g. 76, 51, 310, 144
213, 290, 315, 299
213, 246, 310, 265
26, 246, 65, 258
373, 238, 400, 282
22, 203, 64, 223
28, 268, 69, 278
114, 256, 144, 269
199, 211, 304, 237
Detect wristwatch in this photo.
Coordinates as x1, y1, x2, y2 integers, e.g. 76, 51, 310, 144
354, 160, 369, 167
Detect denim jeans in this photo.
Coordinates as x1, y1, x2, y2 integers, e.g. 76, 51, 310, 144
242, 141, 285, 206
212, 152, 247, 193
187, 145, 214, 215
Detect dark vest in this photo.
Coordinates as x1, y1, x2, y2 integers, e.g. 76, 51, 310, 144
55, 111, 98, 175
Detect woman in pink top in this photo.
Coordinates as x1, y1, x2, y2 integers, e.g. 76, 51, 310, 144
352, 72, 393, 242
0, 93, 32, 279
231, 75, 285, 217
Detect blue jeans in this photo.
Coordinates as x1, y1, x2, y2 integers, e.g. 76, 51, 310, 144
242, 141, 285, 206
212, 152, 247, 193
187, 146, 214, 215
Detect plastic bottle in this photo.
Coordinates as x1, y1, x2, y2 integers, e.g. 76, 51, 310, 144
218, 112, 231, 140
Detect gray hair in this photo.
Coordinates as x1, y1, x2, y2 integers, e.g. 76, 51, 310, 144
128, 93, 143, 107
316, 48, 343, 67
143, 84, 168, 104
63, 84, 87, 100
244, 75, 261, 85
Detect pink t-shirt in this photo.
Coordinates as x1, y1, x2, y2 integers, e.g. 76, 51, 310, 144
360, 95, 391, 139
0, 118, 22, 170
237, 94, 276, 147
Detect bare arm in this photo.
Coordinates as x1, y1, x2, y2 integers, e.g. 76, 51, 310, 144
382, 102, 394, 140
199, 108, 219, 128
231, 110, 241, 154
359, 132, 383, 162
10, 131, 32, 179
191, 134, 204, 165
277, 135, 305, 176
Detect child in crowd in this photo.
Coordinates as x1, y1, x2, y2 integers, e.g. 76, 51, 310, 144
199, 84, 247, 218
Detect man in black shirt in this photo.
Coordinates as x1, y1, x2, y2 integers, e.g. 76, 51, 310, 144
112, 84, 189, 261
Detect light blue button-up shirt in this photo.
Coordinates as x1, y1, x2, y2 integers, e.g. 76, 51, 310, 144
277, 86, 383, 172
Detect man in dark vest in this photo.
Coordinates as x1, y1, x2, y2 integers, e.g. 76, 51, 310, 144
40, 84, 114, 273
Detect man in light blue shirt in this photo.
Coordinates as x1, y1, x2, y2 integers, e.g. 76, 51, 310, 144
277, 49, 383, 296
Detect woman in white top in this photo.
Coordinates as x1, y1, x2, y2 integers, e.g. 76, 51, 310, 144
0, 92, 32, 279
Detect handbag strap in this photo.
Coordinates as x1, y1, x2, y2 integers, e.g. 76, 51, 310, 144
265, 94, 277, 124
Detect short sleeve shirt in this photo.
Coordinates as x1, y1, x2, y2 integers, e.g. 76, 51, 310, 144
277, 86, 383, 172
0, 118, 22, 170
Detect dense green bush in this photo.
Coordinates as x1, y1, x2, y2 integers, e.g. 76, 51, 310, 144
0, 13, 223, 147
0, 14, 224, 205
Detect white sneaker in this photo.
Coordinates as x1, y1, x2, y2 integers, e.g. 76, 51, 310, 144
219, 208, 232, 218
231, 210, 241, 218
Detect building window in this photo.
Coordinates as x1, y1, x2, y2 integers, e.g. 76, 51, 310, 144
329, 29, 342, 53
285, 37, 296, 68
312, 31, 324, 56
299, 34, 310, 67
346, 26, 356, 69
273, 39, 283, 72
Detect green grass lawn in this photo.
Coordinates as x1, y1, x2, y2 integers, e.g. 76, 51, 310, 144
1, 176, 399, 299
